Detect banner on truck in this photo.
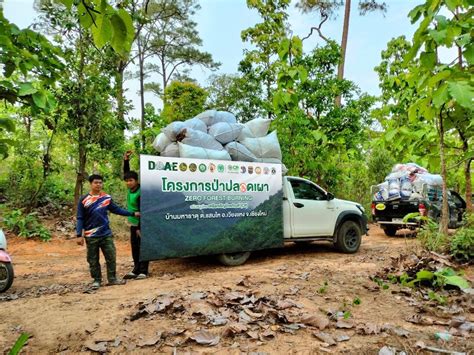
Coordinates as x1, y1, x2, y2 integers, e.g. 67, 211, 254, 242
140, 155, 284, 260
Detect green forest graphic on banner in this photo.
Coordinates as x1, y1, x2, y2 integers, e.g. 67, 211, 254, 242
140, 155, 284, 260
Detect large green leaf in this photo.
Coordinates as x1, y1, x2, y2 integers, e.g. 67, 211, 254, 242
432, 83, 449, 107
32, 91, 47, 109
18, 82, 37, 96
110, 13, 129, 55
8, 332, 31, 355
447, 81, 474, 109
463, 44, 474, 65
91, 15, 112, 49
0, 115, 16, 132
440, 275, 470, 289
420, 51, 437, 69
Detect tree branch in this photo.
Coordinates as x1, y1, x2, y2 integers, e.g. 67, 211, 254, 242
302, 14, 329, 42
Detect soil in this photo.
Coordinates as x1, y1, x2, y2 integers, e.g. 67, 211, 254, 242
1, 224, 472, 354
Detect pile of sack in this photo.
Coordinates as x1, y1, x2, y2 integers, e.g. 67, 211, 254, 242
152, 110, 286, 173
373, 163, 443, 201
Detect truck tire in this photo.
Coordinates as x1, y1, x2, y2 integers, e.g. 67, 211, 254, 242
217, 251, 251, 266
383, 226, 398, 237
335, 221, 361, 253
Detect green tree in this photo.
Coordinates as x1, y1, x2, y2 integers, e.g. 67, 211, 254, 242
128, 0, 219, 148
240, 0, 291, 120
296, 0, 387, 106
161, 81, 208, 123
402, 0, 473, 232
205, 73, 266, 122
0, 9, 64, 157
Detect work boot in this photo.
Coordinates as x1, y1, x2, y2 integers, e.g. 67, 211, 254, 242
123, 272, 137, 280
135, 273, 147, 280
90, 281, 101, 290
107, 279, 126, 286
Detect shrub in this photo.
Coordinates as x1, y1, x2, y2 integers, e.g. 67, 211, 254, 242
2, 209, 51, 241
450, 213, 474, 262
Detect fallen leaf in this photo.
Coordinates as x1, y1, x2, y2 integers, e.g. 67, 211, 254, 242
313, 331, 336, 346
225, 292, 245, 301
336, 320, 354, 329
300, 314, 329, 330
276, 300, 295, 310
239, 310, 253, 324
243, 307, 263, 319
154, 296, 173, 312
210, 315, 228, 326
84, 340, 107, 353
247, 331, 259, 339
222, 323, 248, 337
189, 329, 220, 346
356, 323, 380, 335
260, 329, 276, 339
138, 333, 162, 347
336, 334, 350, 342
236, 276, 251, 287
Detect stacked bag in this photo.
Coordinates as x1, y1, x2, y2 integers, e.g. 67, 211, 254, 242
373, 163, 443, 201
152, 110, 286, 173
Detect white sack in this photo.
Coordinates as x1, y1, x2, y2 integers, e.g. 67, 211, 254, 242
400, 176, 413, 198
208, 122, 243, 144
225, 142, 257, 162
160, 142, 179, 157
374, 182, 389, 201
178, 142, 231, 161
214, 111, 237, 125
152, 133, 172, 153
194, 110, 216, 126
241, 131, 282, 160
194, 110, 237, 126
162, 121, 186, 141
180, 128, 224, 151
183, 118, 207, 133
238, 118, 272, 140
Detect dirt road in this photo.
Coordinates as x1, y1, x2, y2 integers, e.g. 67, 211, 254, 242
1, 225, 472, 354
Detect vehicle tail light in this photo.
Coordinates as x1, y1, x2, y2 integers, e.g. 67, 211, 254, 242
418, 203, 427, 216
371, 202, 376, 215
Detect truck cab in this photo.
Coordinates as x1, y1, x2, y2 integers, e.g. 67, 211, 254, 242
283, 176, 368, 252
219, 176, 368, 266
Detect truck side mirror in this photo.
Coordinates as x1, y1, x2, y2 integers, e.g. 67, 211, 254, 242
326, 192, 334, 201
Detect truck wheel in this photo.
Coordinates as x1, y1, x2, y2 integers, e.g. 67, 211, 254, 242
335, 221, 361, 253
0, 262, 14, 293
383, 226, 398, 237
217, 252, 251, 266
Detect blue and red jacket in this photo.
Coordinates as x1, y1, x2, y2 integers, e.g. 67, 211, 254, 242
76, 192, 133, 238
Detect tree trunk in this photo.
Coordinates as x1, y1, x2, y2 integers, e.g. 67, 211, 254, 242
161, 56, 167, 93
335, 0, 351, 107
116, 60, 126, 133
74, 140, 87, 213
465, 158, 472, 213
438, 115, 449, 235
138, 40, 146, 150
73, 29, 87, 214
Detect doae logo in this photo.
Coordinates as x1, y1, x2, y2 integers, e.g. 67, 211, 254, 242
148, 161, 178, 171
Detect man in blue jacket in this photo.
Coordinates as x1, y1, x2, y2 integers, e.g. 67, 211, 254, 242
76, 174, 140, 290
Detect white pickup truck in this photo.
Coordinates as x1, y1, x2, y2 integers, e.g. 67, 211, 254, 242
218, 176, 368, 265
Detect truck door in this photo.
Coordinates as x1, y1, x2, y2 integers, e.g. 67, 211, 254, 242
288, 178, 338, 237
